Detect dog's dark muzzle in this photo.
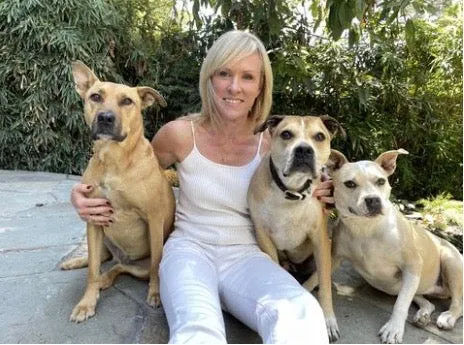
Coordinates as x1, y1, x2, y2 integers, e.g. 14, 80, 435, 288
91, 111, 126, 142
289, 144, 316, 175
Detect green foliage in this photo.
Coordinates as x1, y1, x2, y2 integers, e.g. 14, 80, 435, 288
268, 2, 463, 200
0, 0, 122, 175
416, 193, 463, 252
418, 193, 463, 228
1, 0, 461, 202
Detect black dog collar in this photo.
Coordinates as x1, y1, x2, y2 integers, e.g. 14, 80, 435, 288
269, 158, 312, 201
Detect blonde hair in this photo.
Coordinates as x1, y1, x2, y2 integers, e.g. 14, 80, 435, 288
197, 30, 273, 128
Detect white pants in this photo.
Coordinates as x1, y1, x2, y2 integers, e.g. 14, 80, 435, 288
159, 234, 329, 344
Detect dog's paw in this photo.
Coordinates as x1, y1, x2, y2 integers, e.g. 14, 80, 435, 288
325, 316, 340, 342
437, 311, 457, 330
413, 309, 432, 328
70, 303, 96, 323
379, 319, 404, 344
146, 292, 161, 308
60, 257, 88, 270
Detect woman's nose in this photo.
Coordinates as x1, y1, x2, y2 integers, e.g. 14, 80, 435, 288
227, 76, 241, 93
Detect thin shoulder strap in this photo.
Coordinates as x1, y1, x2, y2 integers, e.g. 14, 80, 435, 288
256, 132, 264, 157
190, 121, 197, 148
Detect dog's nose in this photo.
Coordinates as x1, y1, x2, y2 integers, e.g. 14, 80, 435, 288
97, 111, 115, 125
294, 144, 314, 159
365, 197, 381, 213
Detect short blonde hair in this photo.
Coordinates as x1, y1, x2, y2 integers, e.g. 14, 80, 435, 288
198, 30, 273, 128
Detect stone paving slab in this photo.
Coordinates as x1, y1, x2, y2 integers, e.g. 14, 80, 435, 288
0, 170, 462, 344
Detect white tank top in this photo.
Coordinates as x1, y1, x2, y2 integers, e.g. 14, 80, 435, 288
173, 121, 263, 245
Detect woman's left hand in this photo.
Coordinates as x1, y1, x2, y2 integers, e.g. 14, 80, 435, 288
312, 177, 335, 213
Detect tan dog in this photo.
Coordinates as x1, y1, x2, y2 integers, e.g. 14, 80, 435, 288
60, 61, 175, 322
247, 115, 344, 341
311, 149, 463, 343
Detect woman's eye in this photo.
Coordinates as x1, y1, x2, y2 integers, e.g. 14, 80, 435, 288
243, 74, 254, 80
121, 97, 133, 106
90, 93, 102, 102
217, 70, 229, 77
280, 130, 293, 140
344, 180, 357, 189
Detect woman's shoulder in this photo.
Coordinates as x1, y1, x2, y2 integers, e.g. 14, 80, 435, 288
160, 118, 192, 135
152, 117, 196, 166
155, 118, 194, 145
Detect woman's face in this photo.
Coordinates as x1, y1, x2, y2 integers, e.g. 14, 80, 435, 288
211, 53, 263, 123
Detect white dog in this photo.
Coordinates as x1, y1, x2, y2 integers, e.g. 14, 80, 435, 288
308, 149, 463, 343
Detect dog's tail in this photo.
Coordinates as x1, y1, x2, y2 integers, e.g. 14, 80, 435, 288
163, 169, 179, 187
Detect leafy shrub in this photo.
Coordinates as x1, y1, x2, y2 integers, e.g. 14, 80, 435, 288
0, 1, 461, 201
0, 0, 125, 175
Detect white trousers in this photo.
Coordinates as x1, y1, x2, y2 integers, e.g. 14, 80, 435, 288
159, 234, 329, 344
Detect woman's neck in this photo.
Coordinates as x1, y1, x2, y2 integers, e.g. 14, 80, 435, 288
195, 117, 260, 166
205, 117, 255, 143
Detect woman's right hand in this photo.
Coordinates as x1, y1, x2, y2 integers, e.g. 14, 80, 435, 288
71, 183, 113, 226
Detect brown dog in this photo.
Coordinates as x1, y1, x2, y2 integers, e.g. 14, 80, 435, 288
247, 115, 344, 341
61, 61, 175, 323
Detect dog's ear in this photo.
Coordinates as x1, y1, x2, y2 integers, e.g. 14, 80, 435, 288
320, 115, 346, 139
71, 61, 99, 99
326, 149, 348, 174
137, 87, 167, 109
374, 149, 409, 176
253, 115, 285, 135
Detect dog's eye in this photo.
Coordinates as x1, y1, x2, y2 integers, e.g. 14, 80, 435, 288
314, 132, 326, 142
120, 97, 133, 106
344, 180, 357, 189
90, 93, 102, 103
376, 178, 386, 186
280, 130, 293, 140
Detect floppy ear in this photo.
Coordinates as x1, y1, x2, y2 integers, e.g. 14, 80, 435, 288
253, 115, 285, 135
137, 87, 167, 109
374, 149, 409, 176
71, 61, 99, 99
326, 149, 348, 175
320, 115, 346, 139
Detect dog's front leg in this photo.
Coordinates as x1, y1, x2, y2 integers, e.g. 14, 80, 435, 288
304, 254, 342, 292
379, 268, 421, 344
70, 223, 104, 322
305, 214, 339, 342
255, 225, 279, 263
147, 217, 164, 307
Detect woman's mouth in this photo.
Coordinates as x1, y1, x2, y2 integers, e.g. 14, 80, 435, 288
223, 98, 242, 104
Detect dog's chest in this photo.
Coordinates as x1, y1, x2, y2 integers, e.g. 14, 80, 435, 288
91, 175, 150, 260
94, 175, 135, 209
336, 224, 404, 294
258, 197, 321, 250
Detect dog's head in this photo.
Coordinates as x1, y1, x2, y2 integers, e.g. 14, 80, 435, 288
255, 115, 344, 188
71, 61, 166, 143
327, 149, 408, 218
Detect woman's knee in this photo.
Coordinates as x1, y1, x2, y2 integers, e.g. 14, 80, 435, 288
256, 291, 328, 343
168, 308, 227, 344
259, 291, 323, 322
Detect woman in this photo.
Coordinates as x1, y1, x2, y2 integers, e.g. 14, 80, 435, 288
72, 30, 332, 343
